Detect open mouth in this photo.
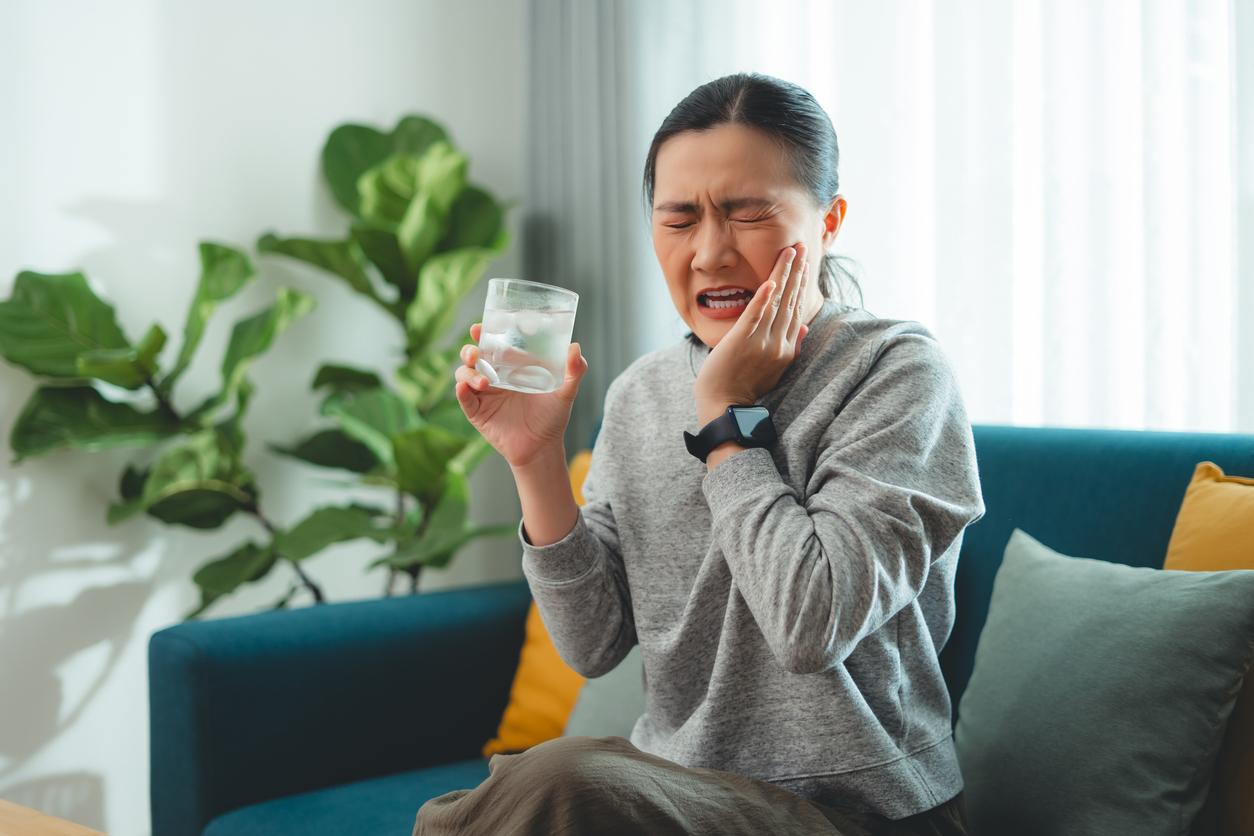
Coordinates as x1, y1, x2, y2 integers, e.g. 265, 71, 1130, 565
697, 288, 753, 312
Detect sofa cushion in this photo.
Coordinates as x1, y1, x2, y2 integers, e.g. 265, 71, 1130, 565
954, 527, 1254, 836
564, 645, 646, 738
202, 757, 489, 836
1163, 461, 1254, 836
482, 601, 585, 756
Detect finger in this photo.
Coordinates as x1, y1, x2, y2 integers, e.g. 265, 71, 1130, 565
793, 322, 809, 361
782, 253, 807, 345
739, 277, 776, 336
460, 343, 480, 368
558, 342, 589, 400
570, 342, 589, 377
760, 246, 796, 336
470, 322, 482, 342
454, 379, 479, 416
454, 363, 490, 392
773, 244, 805, 342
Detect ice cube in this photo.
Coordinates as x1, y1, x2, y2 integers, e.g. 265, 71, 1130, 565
517, 310, 545, 336
483, 309, 513, 333
504, 364, 556, 392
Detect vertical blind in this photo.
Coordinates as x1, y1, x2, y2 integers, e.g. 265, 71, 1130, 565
528, 0, 1253, 442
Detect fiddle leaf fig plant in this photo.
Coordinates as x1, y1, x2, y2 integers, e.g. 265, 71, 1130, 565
258, 113, 517, 599
0, 243, 323, 616
0, 114, 515, 620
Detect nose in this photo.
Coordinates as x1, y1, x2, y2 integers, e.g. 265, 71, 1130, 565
689, 218, 737, 275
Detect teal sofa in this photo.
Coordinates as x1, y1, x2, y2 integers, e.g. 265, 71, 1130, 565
148, 423, 1254, 835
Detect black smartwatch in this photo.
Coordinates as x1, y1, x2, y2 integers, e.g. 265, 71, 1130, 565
683, 405, 777, 463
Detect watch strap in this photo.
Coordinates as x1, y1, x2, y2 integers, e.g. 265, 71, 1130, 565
683, 405, 773, 463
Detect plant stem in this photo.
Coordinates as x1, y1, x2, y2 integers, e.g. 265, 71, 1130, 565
245, 503, 326, 604
145, 376, 181, 422
287, 558, 326, 604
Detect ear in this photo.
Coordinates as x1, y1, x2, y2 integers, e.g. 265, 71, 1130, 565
820, 195, 847, 251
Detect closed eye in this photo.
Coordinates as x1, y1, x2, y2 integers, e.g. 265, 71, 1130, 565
664, 217, 767, 230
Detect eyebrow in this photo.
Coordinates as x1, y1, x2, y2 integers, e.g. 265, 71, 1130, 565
653, 196, 774, 214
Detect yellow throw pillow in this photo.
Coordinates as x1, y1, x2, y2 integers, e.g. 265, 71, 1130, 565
1163, 460, 1254, 836
481, 450, 594, 756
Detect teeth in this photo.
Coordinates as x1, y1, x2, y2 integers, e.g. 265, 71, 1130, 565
699, 288, 751, 310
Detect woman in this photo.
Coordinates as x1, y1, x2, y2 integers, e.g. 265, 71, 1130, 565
419, 73, 984, 836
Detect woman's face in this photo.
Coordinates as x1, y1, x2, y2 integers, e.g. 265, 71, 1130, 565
651, 122, 846, 348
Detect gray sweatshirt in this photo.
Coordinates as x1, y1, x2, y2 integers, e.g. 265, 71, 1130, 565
517, 297, 987, 819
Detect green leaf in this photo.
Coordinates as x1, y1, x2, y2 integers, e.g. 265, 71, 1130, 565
450, 435, 494, 477
436, 185, 507, 253
357, 155, 419, 230
163, 242, 257, 392
319, 387, 421, 467
311, 363, 383, 393
370, 470, 515, 570
422, 396, 476, 439
255, 233, 394, 316
322, 115, 448, 218
106, 463, 149, 525
0, 271, 129, 378
267, 428, 378, 473
214, 376, 254, 454
356, 143, 470, 274
357, 143, 468, 228
9, 386, 181, 463
188, 287, 315, 422
185, 540, 278, 620
369, 522, 515, 572
129, 429, 259, 529
392, 424, 469, 503
395, 346, 461, 413
396, 192, 444, 274
274, 504, 394, 562
76, 323, 167, 389
351, 225, 413, 300
404, 248, 495, 354
414, 142, 469, 216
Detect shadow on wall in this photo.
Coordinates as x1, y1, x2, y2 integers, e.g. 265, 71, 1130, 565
0, 192, 290, 823
0, 368, 152, 823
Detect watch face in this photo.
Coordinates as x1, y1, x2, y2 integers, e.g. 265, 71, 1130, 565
731, 406, 774, 442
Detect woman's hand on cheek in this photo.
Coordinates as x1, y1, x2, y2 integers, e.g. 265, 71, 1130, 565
693, 242, 810, 421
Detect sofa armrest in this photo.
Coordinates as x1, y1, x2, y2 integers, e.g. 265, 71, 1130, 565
148, 579, 530, 836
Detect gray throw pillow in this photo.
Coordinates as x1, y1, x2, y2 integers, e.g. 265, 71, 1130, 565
954, 528, 1254, 836
564, 645, 646, 739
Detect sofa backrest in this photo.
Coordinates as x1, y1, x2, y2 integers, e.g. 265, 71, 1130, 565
941, 423, 1254, 724
589, 417, 1254, 725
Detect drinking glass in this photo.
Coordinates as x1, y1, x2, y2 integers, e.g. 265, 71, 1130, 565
476, 278, 579, 394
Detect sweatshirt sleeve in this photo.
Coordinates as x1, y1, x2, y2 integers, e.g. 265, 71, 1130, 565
519, 381, 637, 678
700, 328, 986, 675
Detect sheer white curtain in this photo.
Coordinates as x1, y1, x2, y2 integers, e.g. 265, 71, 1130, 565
527, 0, 1254, 441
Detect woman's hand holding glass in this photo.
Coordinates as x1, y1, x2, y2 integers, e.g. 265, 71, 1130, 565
454, 323, 589, 469
693, 241, 811, 416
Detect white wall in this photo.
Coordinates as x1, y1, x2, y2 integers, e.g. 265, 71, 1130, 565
0, 1, 529, 832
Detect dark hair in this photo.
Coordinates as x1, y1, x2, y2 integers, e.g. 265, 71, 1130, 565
641, 72, 865, 346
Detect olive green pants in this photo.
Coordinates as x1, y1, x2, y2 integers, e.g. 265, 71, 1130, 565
413, 736, 968, 836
